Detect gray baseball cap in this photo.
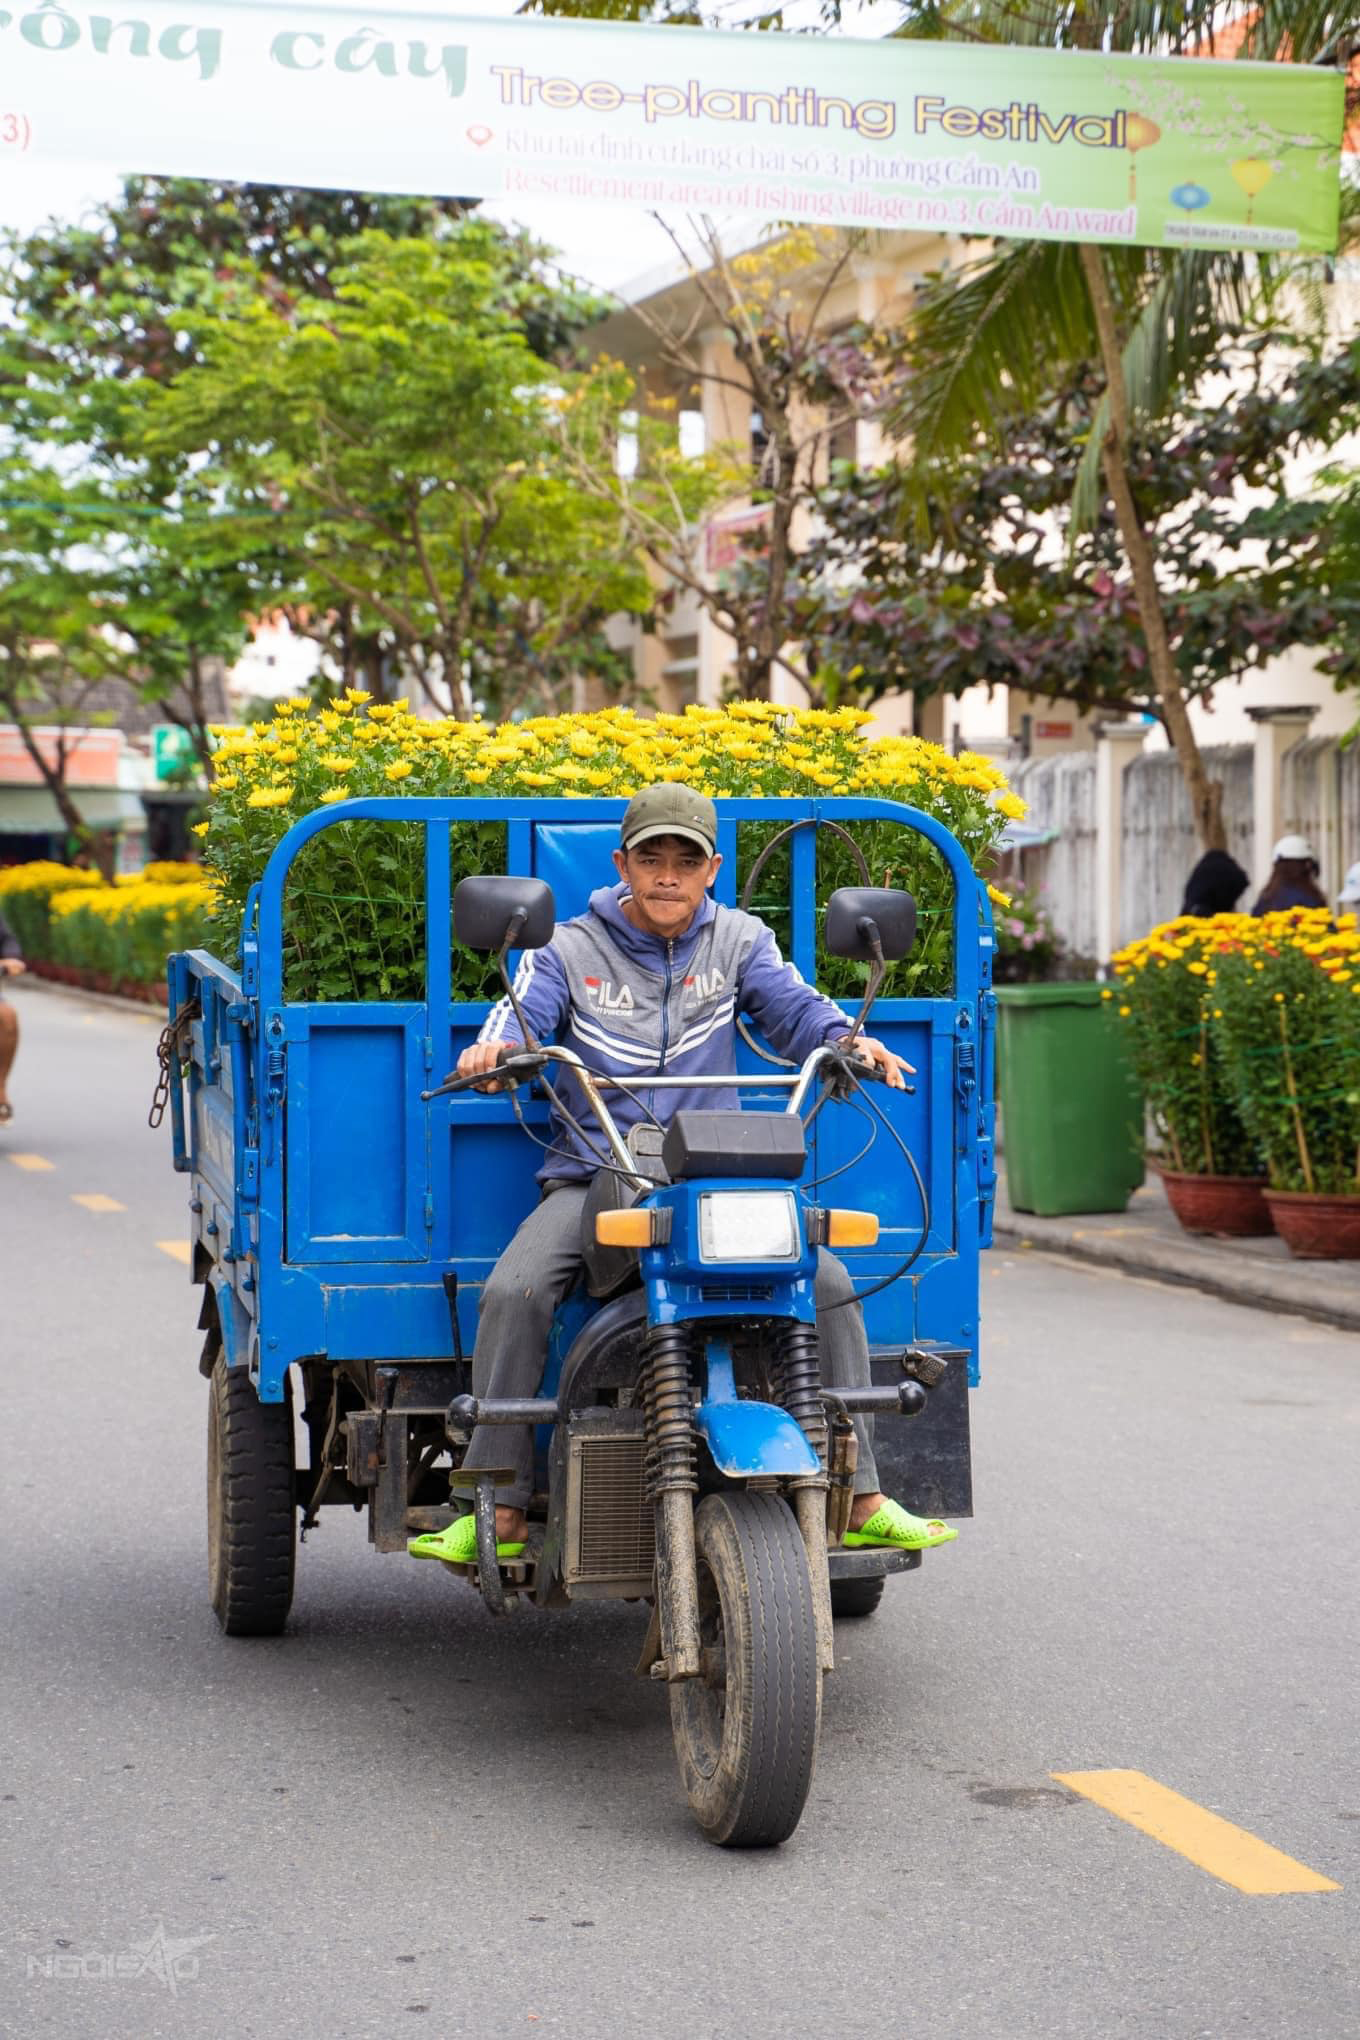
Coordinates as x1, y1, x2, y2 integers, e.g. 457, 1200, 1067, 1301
620, 783, 717, 856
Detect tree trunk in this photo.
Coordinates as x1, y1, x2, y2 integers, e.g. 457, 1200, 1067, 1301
180, 654, 215, 774
1077, 243, 1226, 852
1, 693, 112, 875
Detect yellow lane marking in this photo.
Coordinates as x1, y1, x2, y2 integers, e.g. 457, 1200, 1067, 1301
7, 1152, 54, 1172
156, 1239, 191, 1264
71, 1193, 126, 1213
1053, 1770, 1341, 1895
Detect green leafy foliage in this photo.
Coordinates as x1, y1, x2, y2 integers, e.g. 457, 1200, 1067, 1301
0, 185, 663, 727
47, 881, 215, 991
794, 346, 1360, 720
139, 224, 665, 721
1110, 917, 1261, 1178
1212, 919, 1360, 1195
197, 696, 1018, 1004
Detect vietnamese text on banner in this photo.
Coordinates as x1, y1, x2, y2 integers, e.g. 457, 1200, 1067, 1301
0, 1, 1345, 252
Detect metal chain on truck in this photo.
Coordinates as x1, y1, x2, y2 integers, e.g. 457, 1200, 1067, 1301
148, 998, 201, 1130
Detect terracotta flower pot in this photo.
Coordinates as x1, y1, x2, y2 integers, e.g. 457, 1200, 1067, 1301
1262, 1189, 1360, 1260
1153, 1165, 1273, 1237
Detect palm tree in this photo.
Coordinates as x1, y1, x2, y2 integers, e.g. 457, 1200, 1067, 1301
888, 0, 1356, 848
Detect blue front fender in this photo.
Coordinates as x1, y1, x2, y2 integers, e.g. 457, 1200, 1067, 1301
694, 1336, 820, 1477
694, 1397, 821, 1477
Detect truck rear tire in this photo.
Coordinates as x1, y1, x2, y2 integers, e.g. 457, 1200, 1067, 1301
830, 1575, 885, 1619
669, 1491, 821, 1848
207, 1355, 295, 1637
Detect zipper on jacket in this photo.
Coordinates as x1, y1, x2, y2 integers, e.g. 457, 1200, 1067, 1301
659, 939, 674, 1071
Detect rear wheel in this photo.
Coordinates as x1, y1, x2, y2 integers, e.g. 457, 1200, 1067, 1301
830, 1574, 886, 1620
669, 1491, 821, 1848
207, 1355, 295, 1636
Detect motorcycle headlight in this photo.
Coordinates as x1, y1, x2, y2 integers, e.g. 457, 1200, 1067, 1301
698, 1191, 800, 1264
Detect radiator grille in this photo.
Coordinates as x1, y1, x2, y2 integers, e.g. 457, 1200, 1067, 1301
702, 1282, 775, 1303
570, 1433, 654, 1584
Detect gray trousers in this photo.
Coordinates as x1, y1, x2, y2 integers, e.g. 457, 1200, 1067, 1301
461, 1185, 880, 1509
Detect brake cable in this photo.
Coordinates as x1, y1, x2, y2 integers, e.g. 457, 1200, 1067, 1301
812, 1055, 932, 1311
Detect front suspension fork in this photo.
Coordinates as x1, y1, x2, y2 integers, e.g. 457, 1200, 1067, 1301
643, 1320, 839, 1681
642, 1322, 702, 1682
776, 1322, 835, 1675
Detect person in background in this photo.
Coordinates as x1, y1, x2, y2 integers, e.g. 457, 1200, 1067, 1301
1251, 835, 1328, 917
0, 905, 25, 1123
1337, 861, 1360, 920
1182, 849, 1249, 918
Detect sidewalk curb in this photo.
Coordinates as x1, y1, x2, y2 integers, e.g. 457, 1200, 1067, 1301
991, 1215, 1360, 1336
12, 975, 165, 1022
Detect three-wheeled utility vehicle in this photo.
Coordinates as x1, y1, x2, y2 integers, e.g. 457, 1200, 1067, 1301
161, 795, 995, 1846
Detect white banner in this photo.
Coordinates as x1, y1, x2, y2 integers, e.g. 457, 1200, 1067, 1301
0, 0, 1344, 250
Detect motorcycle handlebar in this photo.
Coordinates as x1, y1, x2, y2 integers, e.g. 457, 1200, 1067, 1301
421, 1050, 550, 1102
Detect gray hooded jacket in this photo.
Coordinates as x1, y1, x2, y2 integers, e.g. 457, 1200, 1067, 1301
478, 881, 850, 1183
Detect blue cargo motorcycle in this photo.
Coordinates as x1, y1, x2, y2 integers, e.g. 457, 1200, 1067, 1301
163, 796, 994, 1848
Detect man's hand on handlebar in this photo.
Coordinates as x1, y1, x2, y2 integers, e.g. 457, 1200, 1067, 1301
426, 1043, 552, 1101
454, 1041, 515, 1093
834, 1033, 915, 1091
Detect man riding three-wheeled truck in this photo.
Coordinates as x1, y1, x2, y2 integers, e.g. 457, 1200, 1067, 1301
164, 784, 996, 1848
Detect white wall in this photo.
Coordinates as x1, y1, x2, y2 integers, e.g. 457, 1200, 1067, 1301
228, 618, 323, 707
1009, 733, 1360, 962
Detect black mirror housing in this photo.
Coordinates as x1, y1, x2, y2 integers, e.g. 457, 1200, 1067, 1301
454, 875, 556, 953
824, 887, 917, 962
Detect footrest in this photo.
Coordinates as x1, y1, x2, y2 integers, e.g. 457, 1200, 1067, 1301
436, 1524, 544, 1586
827, 1546, 922, 1580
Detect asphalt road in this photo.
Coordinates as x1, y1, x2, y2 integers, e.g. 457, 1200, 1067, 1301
2, 979, 1358, 2040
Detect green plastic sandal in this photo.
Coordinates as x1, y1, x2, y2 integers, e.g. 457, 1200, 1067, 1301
407, 1515, 525, 1564
842, 1498, 957, 1551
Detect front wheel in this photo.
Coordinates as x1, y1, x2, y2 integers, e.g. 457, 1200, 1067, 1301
669, 1491, 822, 1847
207, 1355, 295, 1636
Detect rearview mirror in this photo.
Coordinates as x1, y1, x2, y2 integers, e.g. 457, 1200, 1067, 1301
824, 887, 917, 963
454, 875, 556, 953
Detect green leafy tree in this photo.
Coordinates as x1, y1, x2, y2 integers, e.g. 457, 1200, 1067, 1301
2, 178, 472, 391
796, 343, 1360, 722
141, 226, 664, 718
881, 0, 1358, 846
0, 182, 613, 718
0, 462, 139, 874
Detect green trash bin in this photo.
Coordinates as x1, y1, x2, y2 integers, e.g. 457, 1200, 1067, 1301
996, 983, 1143, 1216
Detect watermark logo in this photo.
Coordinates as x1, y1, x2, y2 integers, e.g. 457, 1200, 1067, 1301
27, 1920, 214, 1994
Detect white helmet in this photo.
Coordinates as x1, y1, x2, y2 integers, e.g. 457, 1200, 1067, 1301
1271, 834, 1316, 863
1339, 860, 1360, 906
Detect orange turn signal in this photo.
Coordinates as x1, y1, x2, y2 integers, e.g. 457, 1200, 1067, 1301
595, 1209, 655, 1247
823, 1209, 879, 1248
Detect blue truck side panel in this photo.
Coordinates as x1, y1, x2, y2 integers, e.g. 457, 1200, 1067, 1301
170, 797, 996, 1403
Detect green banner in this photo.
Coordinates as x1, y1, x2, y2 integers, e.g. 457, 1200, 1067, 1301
0, 1, 1344, 252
